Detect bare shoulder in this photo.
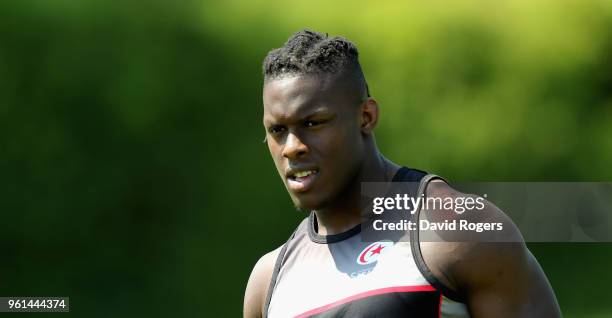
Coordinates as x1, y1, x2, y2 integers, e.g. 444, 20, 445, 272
419, 180, 561, 316
243, 246, 283, 318
419, 179, 526, 287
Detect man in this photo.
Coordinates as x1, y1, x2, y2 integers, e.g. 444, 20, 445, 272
244, 29, 561, 317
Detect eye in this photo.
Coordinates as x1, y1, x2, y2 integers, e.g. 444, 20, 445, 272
268, 125, 286, 134
304, 120, 320, 128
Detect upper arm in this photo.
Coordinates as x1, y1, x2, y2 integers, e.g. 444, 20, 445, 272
244, 247, 281, 318
450, 241, 561, 317
421, 181, 561, 317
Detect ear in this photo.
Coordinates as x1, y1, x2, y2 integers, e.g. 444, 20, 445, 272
360, 98, 379, 134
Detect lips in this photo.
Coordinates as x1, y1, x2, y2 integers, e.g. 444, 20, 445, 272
286, 168, 319, 192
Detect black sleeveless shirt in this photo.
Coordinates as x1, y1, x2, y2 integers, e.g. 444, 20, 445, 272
264, 167, 470, 318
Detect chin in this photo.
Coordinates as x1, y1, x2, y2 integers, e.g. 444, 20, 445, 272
291, 189, 341, 212
291, 199, 318, 212
290, 193, 326, 212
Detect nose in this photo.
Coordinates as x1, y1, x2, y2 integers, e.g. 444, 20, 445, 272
282, 132, 308, 160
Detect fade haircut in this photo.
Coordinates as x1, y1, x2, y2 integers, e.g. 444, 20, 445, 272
263, 29, 370, 97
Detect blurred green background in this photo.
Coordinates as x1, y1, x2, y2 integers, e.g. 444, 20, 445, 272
1, 0, 611, 317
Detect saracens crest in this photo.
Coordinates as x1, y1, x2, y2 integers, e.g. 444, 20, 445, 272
356, 240, 394, 265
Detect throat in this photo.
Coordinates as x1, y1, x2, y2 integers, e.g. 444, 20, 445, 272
312, 208, 361, 236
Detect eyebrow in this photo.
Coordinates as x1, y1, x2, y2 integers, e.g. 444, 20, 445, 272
301, 107, 333, 119
263, 107, 333, 126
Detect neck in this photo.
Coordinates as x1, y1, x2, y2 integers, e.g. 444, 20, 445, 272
314, 145, 400, 236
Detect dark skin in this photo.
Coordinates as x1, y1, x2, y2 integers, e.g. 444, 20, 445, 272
261, 73, 394, 234
244, 73, 562, 318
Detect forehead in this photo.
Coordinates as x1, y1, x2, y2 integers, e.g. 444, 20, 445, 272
262, 74, 354, 122
263, 75, 327, 115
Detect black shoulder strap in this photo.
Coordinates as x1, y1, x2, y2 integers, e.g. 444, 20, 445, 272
409, 174, 467, 303
262, 227, 298, 318
392, 166, 428, 183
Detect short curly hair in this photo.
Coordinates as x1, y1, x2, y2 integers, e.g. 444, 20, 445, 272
263, 29, 369, 96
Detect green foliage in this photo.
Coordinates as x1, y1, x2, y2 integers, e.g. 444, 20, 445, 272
0, 1, 610, 317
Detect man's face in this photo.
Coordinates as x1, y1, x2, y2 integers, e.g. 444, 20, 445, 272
263, 74, 365, 210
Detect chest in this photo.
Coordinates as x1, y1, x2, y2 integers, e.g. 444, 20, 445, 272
267, 241, 441, 317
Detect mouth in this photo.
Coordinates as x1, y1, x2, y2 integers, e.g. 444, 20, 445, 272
286, 168, 319, 193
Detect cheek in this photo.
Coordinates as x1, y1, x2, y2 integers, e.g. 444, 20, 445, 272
339, 121, 363, 149
321, 125, 363, 162
267, 142, 284, 168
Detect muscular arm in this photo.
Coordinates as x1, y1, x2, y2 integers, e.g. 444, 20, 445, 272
421, 181, 561, 317
458, 242, 561, 317
244, 248, 281, 318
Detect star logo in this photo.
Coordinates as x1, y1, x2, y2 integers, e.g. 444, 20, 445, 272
356, 240, 394, 265
370, 244, 385, 256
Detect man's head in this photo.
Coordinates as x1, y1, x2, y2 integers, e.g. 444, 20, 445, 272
262, 29, 379, 211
